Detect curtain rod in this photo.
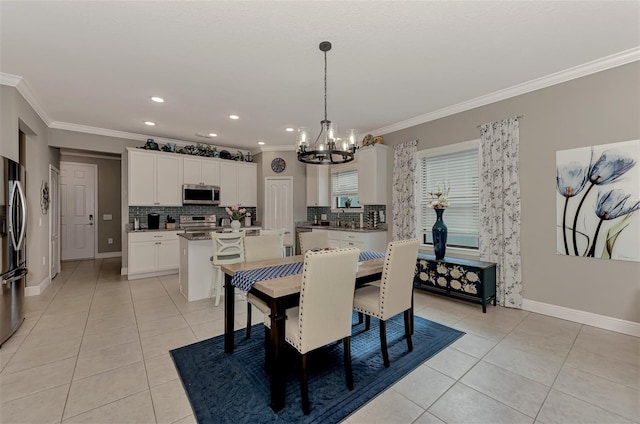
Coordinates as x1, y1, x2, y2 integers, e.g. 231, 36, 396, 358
476, 114, 524, 128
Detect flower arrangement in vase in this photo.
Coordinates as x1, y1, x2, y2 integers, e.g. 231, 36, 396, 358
225, 205, 251, 232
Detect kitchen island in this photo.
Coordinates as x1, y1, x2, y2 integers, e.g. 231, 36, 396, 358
178, 227, 261, 302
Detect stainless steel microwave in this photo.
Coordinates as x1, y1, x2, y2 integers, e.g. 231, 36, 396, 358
182, 184, 220, 205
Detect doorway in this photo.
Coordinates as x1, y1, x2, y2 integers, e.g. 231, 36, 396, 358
60, 162, 97, 260
49, 165, 60, 278
264, 177, 294, 248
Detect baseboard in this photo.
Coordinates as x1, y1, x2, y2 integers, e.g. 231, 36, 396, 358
127, 269, 178, 281
121, 267, 128, 276
95, 251, 122, 259
25, 275, 51, 296
522, 299, 639, 337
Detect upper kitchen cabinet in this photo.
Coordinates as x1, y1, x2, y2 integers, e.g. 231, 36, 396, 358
306, 165, 330, 206
128, 148, 182, 206
358, 144, 388, 205
183, 157, 220, 186
219, 161, 257, 206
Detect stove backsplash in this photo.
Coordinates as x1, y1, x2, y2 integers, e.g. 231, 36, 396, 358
129, 205, 257, 227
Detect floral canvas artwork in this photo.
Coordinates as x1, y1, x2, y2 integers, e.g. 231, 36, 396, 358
556, 140, 640, 262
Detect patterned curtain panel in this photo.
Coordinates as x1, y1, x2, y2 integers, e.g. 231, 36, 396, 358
479, 117, 522, 308
392, 140, 418, 240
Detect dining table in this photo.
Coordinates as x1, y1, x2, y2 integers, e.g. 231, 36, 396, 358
221, 253, 386, 412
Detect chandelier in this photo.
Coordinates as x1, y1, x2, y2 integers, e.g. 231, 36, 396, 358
297, 41, 358, 165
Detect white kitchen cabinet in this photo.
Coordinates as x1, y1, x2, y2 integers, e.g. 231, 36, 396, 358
183, 157, 220, 186
128, 148, 182, 206
312, 229, 387, 251
219, 161, 257, 206
237, 163, 257, 206
128, 231, 180, 279
306, 165, 330, 206
358, 144, 388, 205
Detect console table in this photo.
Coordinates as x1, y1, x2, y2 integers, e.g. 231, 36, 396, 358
413, 254, 496, 312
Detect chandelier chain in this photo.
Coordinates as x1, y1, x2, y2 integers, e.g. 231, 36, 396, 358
324, 49, 328, 123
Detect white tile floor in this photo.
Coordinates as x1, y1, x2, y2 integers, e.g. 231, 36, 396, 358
0, 258, 638, 424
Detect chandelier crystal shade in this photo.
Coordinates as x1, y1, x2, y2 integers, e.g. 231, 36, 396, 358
297, 41, 358, 165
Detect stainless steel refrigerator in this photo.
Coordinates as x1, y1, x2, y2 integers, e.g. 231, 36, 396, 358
0, 156, 28, 346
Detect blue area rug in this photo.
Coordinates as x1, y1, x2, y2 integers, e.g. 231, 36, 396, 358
170, 314, 464, 423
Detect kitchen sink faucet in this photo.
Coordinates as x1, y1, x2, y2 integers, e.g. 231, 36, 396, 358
337, 208, 344, 227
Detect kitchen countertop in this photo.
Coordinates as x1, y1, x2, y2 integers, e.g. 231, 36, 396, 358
127, 227, 180, 233
178, 226, 263, 241
296, 224, 387, 233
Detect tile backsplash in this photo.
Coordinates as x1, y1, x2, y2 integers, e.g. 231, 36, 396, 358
307, 205, 387, 225
129, 205, 257, 227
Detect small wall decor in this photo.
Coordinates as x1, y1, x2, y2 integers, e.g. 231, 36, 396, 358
41, 180, 50, 215
556, 139, 640, 262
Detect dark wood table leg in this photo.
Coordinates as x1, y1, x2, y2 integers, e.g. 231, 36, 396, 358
269, 298, 287, 412
224, 273, 235, 353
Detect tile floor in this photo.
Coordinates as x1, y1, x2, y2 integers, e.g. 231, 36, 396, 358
0, 258, 638, 424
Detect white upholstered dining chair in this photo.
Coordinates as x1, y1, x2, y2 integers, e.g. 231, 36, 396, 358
243, 234, 284, 338
284, 247, 360, 415
210, 232, 245, 307
298, 231, 330, 253
259, 228, 286, 255
353, 239, 420, 367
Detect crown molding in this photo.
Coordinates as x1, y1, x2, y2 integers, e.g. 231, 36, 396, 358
259, 145, 297, 152
0, 72, 22, 86
1, 72, 53, 126
370, 47, 640, 136
49, 121, 243, 151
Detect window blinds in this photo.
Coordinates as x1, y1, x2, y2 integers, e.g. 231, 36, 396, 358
419, 147, 479, 248
331, 168, 358, 196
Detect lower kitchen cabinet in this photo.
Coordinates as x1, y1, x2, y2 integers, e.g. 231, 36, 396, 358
128, 231, 180, 279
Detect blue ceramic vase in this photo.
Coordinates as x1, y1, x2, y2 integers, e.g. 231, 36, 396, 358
432, 208, 447, 260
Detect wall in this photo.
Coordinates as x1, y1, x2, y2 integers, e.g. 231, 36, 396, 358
381, 62, 640, 323
0, 85, 58, 289
59, 154, 122, 254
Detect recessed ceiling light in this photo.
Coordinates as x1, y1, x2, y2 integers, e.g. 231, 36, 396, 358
144, 121, 156, 126
150, 96, 164, 103
285, 127, 294, 132
208, 133, 217, 137
229, 115, 239, 120
258, 141, 265, 145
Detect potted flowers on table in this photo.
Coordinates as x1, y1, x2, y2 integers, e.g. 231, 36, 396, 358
427, 185, 449, 260
225, 205, 251, 232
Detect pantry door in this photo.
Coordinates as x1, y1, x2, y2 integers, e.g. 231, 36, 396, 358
264, 177, 293, 247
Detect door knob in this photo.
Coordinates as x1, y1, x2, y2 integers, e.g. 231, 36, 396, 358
89, 214, 94, 226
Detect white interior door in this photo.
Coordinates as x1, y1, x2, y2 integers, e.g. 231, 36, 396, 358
264, 177, 294, 248
49, 166, 60, 278
60, 162, 96, 260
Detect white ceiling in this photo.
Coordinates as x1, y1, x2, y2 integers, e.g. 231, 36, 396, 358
1, 1, 638, 152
